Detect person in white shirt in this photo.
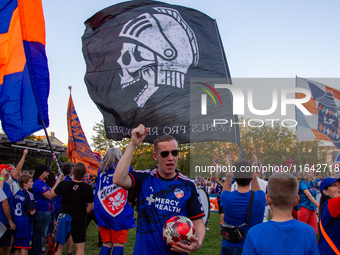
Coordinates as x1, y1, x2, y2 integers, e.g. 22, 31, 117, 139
6, 149, 28, 195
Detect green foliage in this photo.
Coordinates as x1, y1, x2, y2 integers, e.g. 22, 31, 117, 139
91, 119, 115, 151
91, 119, 328, 176
52, 155, 69, 173
24, 134, 43, 142
22, 157, 45, 170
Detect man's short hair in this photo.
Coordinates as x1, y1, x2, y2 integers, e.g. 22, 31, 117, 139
233, 161, 253, 187
18, 174, 32, 188
73, 163, 86, 181
154, 135, 178, 152
268, 172, 298, 210
62, 164, 72, 176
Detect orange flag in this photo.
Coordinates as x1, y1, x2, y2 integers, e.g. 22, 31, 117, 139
67, 91, 100, 176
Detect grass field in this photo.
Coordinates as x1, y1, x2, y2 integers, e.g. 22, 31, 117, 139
60, 212, 222, 254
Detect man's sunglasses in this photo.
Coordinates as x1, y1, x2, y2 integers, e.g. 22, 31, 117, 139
160, 150, 179, 158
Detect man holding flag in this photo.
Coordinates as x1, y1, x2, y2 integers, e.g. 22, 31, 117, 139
113, 124, 206, 255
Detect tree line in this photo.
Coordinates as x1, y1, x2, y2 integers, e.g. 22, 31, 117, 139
91, 119, 328, 177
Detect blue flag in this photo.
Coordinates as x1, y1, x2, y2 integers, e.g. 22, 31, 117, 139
0, 0, 49, 142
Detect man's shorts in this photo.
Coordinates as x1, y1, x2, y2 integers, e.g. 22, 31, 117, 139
99, 226, 128, 244
0, 225, 12, 247
70, 218, 87, 244
13, 236, 32, 250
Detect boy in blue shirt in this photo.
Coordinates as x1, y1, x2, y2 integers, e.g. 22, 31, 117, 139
243, 172, 319, 255
13, 174, 35, 255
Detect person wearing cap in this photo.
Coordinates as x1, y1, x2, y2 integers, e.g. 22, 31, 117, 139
318, 177, 340, 255
6, 149, 28, 195
0, 164, 15, 255
31, 165, 62, 255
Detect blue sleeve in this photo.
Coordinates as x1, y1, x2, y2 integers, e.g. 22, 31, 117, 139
242, 232, 257, 255
129, 166, 134, 173
220, 190, 231, 208
300, 181, 308, 191
37, 180, 51, 194
187, 182, 205, 220
256, 190, 267, 205
129, 171, 149, 193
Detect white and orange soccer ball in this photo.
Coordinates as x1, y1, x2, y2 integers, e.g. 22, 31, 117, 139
162, 216, 196, 247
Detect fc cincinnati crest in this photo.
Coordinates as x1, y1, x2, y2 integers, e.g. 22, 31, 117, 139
97, 175, 128, 217
174, 188, 184, 199
316, 91, 340, 148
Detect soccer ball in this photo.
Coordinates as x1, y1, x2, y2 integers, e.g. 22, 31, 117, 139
162, 215, 196, 246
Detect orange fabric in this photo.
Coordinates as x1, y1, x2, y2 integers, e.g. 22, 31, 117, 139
18, 0, 45, 45
311, 129, 333, 143
296, 93, 318, 115
0, 7, 26, 85
67, 94, 100, 176
209, 196, 219, 212
99, 227, 128, 244
320, 219, 340, 255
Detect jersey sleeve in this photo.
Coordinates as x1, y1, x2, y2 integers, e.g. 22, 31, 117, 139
328, 196, 340, 218
300, 181, 308, 191
128, 171, 149, 193
24, 191, 35, 215
187, 182, 205, 220
39, 181, 51, 194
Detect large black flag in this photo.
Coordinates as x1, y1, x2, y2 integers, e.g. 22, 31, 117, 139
82, 0, 239, 144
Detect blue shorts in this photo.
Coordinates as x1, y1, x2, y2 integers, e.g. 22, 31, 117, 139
55, 213, 72, 246
13, 236, 32, 249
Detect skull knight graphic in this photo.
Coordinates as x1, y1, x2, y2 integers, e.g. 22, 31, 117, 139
117, 7, 199, 107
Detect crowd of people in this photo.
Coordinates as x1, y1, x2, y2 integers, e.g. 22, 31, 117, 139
0, 125, 339, 255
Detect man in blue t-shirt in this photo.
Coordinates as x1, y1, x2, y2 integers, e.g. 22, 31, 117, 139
31, 165, 61, 255
114, 124, 206, 255
220, 159, 266, 254
243, 172, 319, 255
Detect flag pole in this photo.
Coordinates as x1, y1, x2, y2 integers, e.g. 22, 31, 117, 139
41, 120, 62, 175
295, 75, 302, 166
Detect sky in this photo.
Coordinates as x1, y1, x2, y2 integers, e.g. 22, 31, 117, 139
35, 0, 340, 147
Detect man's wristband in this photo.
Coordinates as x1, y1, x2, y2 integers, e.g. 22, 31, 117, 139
0, 177, 4, 180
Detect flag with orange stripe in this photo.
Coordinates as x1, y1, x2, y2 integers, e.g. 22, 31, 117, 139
67, 93, 100, 176
296, 77, 340, 149
0, 0, 49, 142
